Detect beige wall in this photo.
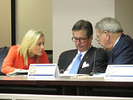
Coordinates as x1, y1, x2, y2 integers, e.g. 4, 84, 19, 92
15, 0, 52, 50
53, 0, 115, 63
0, 0, 11, 47
115, 0, 133, 38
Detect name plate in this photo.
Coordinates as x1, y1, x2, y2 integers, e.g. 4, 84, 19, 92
28, 64, 59, 79
105, 65, 133, 77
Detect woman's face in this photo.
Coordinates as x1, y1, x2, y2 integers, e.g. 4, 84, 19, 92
29, 36, 45, 58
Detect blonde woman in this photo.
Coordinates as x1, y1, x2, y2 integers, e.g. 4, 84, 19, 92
1, 29, 49, 74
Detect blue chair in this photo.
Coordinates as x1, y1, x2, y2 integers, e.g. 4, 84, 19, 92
0, 46, 9, 75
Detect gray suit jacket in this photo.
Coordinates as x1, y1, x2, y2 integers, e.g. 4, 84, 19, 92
58, 46, 108, 74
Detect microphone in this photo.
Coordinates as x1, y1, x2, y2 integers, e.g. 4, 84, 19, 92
59, 69, 64, 74
89, 48, 99, 76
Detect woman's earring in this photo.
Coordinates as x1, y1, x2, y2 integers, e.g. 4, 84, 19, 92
28, 49, 31, 53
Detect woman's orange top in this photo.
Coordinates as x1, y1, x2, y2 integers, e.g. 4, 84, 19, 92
1, 45, 49, 74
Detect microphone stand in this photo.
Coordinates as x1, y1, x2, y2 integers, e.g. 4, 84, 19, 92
89, 48, 99, 76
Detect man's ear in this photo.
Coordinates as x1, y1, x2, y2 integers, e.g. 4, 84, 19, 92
89, 35, 93, 39
88, 35, 93, 43
89, 35, 93, 41
103, 30, 110, 41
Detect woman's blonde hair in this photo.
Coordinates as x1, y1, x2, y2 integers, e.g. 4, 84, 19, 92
18, 29, 44, 66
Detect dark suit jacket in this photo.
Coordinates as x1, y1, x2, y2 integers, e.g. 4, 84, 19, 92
108, 33, 133, 64
58, 46, 108, 74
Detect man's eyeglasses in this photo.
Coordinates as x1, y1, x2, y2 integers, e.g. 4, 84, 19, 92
71, 37, 88, 43
95, 34, 102, 41
95, 37, 99, 41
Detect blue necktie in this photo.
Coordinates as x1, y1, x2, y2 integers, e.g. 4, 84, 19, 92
69, 53, 82, 74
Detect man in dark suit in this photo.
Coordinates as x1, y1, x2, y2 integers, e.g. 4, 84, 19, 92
95, 17, 133, 64
58, 20, 108, 75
